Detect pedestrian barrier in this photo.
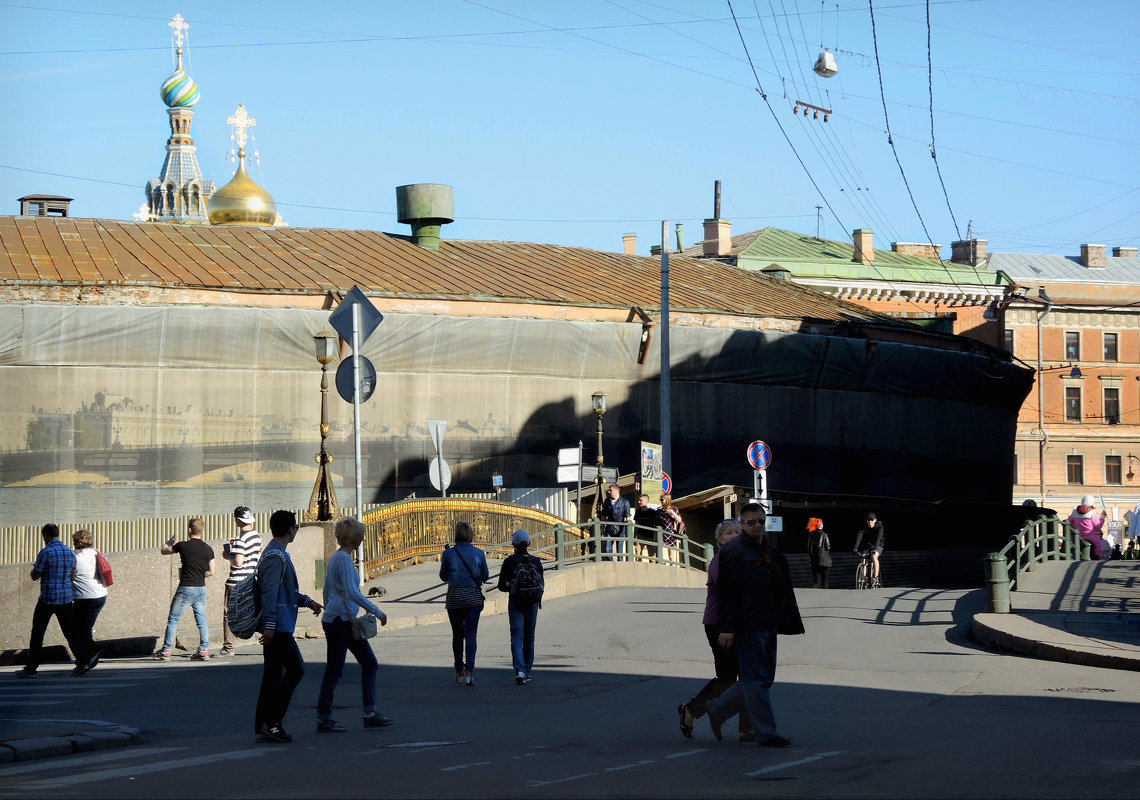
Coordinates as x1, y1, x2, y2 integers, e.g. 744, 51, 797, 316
984, 514, 1094, 613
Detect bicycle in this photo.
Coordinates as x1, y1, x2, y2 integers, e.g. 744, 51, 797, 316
854, 549, 882, 589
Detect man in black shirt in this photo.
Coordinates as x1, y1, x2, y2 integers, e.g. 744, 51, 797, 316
154, 518, 215, 661
854, 512, 885, 583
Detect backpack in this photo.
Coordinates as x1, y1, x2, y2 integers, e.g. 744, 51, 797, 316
94, 550, 114, 587
227, 549, 282, 639
508, 555, 544, 605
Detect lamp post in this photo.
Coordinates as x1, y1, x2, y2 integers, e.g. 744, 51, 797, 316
1036, 289, 1054, 507
592, 388, 607, 517
307, 328, 340, 521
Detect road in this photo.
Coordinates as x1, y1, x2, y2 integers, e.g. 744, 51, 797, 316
2, 585, 1137, 798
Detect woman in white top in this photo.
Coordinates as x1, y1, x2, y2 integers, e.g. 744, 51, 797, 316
315, 517, 391, 732
71, 529, 108, 675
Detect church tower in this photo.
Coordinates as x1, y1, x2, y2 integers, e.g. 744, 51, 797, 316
144, 14, 214, 223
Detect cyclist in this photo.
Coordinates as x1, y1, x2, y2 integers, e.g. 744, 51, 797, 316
854, 512, 885, 584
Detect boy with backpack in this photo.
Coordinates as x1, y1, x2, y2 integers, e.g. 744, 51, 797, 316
496, 529, 544, 685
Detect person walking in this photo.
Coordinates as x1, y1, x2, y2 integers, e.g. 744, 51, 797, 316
220, 505, 263, 656
806, 518, 832, 589
496, 529, 544, 685
254, 510, 323, 744
17, 524, 86, 677
439, 520, 488, 686
1068, 494, 1108, 559
677, 519, 755, 742
600, 484, 631, 561
71, 529, 109, 675
315, 516, 393, 733
703, 502, 804, 748
153, 518, 215, 661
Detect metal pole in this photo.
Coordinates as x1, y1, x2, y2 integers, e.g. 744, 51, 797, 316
352, 303, 364, 586
577, 439, 584, 524
594, 413, 604, 517
1037, 302, 1051, 506
660, 220, 672, 477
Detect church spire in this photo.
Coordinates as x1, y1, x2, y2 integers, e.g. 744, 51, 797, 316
144, 13, 214, 224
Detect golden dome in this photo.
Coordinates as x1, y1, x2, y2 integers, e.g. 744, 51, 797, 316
207, 154, 276, 226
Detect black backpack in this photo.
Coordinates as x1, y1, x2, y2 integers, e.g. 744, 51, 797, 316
509, 555, 544, 605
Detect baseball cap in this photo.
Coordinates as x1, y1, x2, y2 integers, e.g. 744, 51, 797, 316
511, 529, 531, 546
234, 506, 255, 525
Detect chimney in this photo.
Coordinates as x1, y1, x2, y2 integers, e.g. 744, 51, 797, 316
1112, 246, 1137, 258
622, 232, 637, 255
395, 183, 454, 250
892, 242, 941, 260
1080, 243, 1106, 269
950, 238, 988, 266
702, 179, 732, 257
852, 228, 874, 265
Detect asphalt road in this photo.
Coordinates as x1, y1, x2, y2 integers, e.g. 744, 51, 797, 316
2, 585, 1138, 798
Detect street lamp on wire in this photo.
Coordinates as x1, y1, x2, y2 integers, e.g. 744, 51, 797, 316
592, 388, 607, 517
307, 328, 340, 521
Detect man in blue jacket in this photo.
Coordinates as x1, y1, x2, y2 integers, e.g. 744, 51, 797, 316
704, 502, 803, 748
254, 510, 323, 743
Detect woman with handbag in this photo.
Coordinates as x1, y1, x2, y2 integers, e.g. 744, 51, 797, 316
316, 517, 391, 733
439, 520, 489, 686
70, 529, 108, 676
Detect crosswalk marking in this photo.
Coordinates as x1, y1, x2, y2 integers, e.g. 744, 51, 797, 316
745, 750, 843, 777
0, 747, 181, 776
2, 748, 269, 790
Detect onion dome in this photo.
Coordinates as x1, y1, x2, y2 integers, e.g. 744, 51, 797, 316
161, 67, 200, 108
207, 152, 277, 226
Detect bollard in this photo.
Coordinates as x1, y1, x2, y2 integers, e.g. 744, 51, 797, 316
985, 552, 1011, 613
555, 524, 564, 571
592, 518, 602, 563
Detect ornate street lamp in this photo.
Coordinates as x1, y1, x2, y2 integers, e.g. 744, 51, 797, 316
307, 328, 340, 521
592, 388, 607, 517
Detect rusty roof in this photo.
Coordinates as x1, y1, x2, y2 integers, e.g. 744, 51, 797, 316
0, 215, 896, 323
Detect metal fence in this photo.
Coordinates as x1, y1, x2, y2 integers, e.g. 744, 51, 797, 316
983, 514, 1097, 612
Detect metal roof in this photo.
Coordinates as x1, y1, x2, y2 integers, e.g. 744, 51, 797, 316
989, 252, 1140, 284
0, 215, 893, 324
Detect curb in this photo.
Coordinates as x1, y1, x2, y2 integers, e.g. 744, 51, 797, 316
972, 614, 1140, 673
0, 725, 141, 764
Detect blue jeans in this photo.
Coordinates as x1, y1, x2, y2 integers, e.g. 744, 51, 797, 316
161, 586, 209, 651
602, 529, 626, 560
447, 605, 483, 672
508, 600, 540, 675
705, 629, 780, 739
318, 618, 378, 717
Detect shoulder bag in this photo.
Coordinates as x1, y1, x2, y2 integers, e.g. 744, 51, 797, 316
334, 553, 377, 640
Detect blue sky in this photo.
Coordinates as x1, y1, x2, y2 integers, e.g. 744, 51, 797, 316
1, 0, 1136, 258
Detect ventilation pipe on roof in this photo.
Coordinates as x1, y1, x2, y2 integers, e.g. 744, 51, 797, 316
622, 232, 637, 255
675, 223, 684, 253
702, 179, 732, 257
396, 184, 454, 250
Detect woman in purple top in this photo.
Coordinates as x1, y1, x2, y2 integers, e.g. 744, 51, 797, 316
677, 519, 755, 742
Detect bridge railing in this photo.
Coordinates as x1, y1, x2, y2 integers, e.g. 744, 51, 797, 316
984, 514, 1095, 613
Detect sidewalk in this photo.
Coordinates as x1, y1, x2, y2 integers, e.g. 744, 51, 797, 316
972, 559, 1140, 672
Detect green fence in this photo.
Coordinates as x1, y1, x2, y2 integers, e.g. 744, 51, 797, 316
983, 514, 1097, 612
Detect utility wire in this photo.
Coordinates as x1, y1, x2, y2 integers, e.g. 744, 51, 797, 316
926, 0, 961, 241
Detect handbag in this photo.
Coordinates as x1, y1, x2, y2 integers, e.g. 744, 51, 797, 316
350, 614, 378, 640
94, 550, 114, 587
454, 547, 487, 597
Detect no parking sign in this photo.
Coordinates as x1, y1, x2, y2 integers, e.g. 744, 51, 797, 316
661, 472, 672, 495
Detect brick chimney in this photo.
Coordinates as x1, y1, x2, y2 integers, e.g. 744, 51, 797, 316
892, 242, 941, 259
950, 238, 988, 266
622, 232, 637, 255
1080, 243, 1106, 269
1112, 246, 1137, 258
852, 228, 874, 265
702, 219, 731, 257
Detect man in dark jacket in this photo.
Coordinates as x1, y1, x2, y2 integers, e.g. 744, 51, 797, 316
704, 502, 803, 748
600, 484, 631, 561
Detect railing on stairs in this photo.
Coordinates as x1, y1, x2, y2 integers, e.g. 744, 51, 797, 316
984, 514, 1096, 613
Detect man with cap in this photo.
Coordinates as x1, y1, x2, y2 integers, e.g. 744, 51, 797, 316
496, 529, 544, 684
854, 512, 885, 584
221, 506, 264, 656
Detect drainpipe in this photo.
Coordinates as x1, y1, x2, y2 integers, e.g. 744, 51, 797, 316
1036, 298, 1053, 506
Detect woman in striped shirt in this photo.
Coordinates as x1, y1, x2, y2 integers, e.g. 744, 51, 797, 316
439, 521, 488, 686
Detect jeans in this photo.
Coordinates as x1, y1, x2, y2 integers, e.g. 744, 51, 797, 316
255, 632, 304, 731
27, 600, 84, 670
161, 586, 209, 651
706, 629, 780, 740
73, 596, 107, 660
318, 618, 378, 717
447, 605, 483, 672
507, 600, 540, 675
602, 530, 626, 560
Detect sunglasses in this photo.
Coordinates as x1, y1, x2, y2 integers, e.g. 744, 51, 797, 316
742, 518, 766, 526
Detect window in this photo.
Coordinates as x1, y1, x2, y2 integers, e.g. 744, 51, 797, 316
1105, 387, 1121, 424
1003, 328, 1014, 354
1066, 455, 1084, 485
1065, 387, 1082, 422
1106, 455, 1123, 485
1065, 331, 1081, 360
1104, 332, 1118, 362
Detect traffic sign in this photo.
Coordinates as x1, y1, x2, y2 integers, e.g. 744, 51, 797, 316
747, 440, 772, 470
335, 356, 376, 403
328, 286, 384, 346
661, 472, 672, 494
429, 456, 451, 493
492, 473, 503, 487
558, 447, 581, 466
579, 466, 618, 484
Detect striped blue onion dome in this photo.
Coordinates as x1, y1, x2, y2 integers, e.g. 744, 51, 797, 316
161, 68, 200, 108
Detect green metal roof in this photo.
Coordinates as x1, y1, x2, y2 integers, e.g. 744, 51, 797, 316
736, 228, 1003, 286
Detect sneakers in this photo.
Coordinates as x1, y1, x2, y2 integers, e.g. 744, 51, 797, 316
757, 735, 792, 748
363, 714, 395, 729
85, 648, 102, 672
316, 718, 346, 733
190, 649, 210, 661
15, 667, 37, 678
70, 664, 90, 677
516, 671, 526, 685
152, 649, 172, 661
456, 669, 473, 686
256, 722, 292, 743
217, 648, 235, 657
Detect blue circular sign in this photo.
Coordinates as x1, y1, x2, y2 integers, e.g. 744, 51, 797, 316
747, 440, 771, 470
661, 472, 672, 494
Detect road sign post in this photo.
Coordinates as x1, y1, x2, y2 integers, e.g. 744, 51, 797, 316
747, 440, 772, 514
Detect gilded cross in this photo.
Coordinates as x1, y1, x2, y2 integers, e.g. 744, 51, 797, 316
169, 14, 189, 49
227, 104, 256, 151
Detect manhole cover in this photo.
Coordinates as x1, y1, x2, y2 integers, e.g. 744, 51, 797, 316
1043, 687, 1116, 693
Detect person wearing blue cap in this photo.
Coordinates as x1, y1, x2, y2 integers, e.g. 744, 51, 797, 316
496, 529, 545, 684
